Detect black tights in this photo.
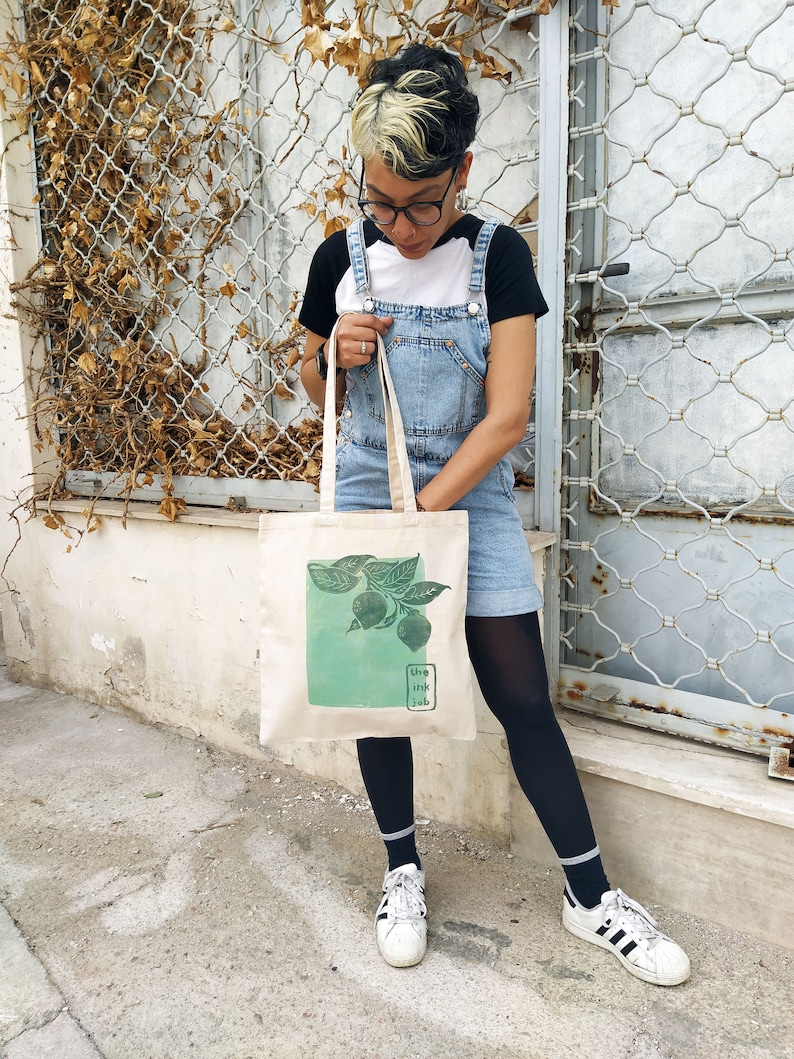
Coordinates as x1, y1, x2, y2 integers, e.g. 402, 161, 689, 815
357, 612, 598, 863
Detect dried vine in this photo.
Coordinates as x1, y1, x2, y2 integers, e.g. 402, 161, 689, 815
1, 0, 604, 537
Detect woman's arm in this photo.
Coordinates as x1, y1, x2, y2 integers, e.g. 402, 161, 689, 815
300, 330, 341, 408
415, 313, 537, 512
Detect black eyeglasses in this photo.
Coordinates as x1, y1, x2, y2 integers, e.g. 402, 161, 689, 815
357, 168, 457, 227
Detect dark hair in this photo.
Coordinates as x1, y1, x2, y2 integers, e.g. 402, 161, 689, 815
351, 44, 479, 179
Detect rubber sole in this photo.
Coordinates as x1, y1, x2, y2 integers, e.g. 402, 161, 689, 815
375, 923, 427, 968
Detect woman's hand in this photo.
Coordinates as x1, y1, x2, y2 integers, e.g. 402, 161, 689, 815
300, 314, 393, 408
334, 313, 394, 371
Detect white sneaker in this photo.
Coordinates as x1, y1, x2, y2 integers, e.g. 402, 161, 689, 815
375, 863, 427, 968
563, 887, 690, 986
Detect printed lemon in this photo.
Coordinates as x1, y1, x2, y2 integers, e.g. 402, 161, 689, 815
352, 590, 388, 629
397, 612, 431, 652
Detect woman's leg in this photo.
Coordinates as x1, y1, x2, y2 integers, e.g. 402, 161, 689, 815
357, 736, 426, 968
465, 611, 609, 908
357, 736, 420, 869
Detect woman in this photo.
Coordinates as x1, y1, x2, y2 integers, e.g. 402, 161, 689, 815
299, 43, 689, 987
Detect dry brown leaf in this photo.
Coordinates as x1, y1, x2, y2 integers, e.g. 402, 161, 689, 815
158, 496, 187, 521
304, 25, 334, 66
10, 70, 27, 99
117, 273, 139, 294
322, 212, 349, 238
77, 351, 97, 375
334, 15, 364, 71
301, 0, 329, 29
473, 49, 512, 82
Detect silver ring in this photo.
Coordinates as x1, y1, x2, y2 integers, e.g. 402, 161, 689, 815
361, 341, 367, 356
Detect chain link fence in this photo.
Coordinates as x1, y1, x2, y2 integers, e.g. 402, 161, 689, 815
8, 0, 545, 518
560, 0, 794, 750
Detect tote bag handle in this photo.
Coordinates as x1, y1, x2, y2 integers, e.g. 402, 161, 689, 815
319, 317, 418, 515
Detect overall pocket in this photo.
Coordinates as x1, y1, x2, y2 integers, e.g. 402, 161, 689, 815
363, 334, 486, 437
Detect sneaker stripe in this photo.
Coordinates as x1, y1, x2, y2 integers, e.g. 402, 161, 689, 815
610, 928, 627, 946
621, 939, 638, 956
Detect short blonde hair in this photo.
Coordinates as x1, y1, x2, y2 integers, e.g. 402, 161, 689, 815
350, 46, 479, 179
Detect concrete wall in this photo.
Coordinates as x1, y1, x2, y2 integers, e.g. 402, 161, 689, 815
0, 496, 548, 844
2, 448, 557, 840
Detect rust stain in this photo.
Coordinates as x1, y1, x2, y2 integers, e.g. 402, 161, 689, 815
565, 684, 794, 748
769, 745, 794, 781
761, 723, 794, 738
628, 697, 668, 715
591, 565, 610, 594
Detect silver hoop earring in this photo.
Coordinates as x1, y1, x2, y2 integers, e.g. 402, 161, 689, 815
455, 188, 469, 212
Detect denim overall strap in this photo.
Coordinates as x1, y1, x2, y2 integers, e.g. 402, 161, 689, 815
467, 217, 501, 298
345, 219, 375, 310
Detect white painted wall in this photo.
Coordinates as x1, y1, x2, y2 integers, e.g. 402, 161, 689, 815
1, 488, 550, 843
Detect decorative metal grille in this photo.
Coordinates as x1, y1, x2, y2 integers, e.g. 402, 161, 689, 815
560, 0, 794, 752
10, 0, 545, 518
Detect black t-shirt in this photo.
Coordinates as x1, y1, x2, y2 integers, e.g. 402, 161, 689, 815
299, 215, 549, 338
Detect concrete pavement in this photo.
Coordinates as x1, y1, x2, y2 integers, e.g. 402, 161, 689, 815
1, 630, 793, 1059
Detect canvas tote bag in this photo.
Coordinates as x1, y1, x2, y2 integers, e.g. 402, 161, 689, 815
258, 318, 477, 742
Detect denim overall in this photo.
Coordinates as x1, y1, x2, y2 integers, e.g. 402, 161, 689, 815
336, 218, 543, 617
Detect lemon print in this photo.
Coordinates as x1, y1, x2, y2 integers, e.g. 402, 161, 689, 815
352, 590, 389, 629
397, 612, 432, 652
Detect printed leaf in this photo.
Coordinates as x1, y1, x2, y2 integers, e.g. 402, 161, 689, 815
346, 617, 361, 633
332, 553, 375, 575
307, 562, 360, 594
363, 559, 398, 582
400, 581, 450, 606
365, 555, 419, 594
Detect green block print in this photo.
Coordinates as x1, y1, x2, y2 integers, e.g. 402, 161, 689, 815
306, 553, 449, 708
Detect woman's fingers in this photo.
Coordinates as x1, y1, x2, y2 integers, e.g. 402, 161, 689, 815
336, 314, 393, 367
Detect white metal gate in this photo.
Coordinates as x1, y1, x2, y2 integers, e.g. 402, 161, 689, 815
557, 0, 794, 754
